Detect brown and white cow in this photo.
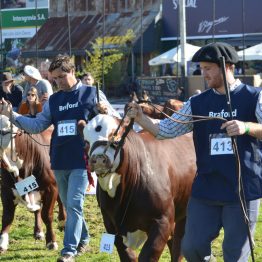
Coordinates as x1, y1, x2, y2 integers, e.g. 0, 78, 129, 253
81, 114, 196, 261
0, 115, 66, 253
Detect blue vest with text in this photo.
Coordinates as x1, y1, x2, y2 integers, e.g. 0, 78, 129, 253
190, 84, 262, 201
49, 85, 97, 169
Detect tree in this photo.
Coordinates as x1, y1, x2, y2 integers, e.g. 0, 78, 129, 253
80, 29, 135, 87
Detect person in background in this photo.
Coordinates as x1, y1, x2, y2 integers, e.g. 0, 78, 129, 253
193, 64, 202, 75
18, 86, 42, 117
81, 72, 94, 86
0, 72, 23, 112
23, 65, 53, 105
0, 54, 119, 262
127, 42, 262, 262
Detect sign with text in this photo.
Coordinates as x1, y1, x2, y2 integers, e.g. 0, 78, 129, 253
163, 0, 262, 40
137, 77, 182, 103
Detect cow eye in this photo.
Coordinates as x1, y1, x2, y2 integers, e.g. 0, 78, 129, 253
95, 125, 102, 132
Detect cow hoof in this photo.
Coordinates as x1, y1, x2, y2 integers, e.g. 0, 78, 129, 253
46, 241, 58, 250
35, 231, 45, 241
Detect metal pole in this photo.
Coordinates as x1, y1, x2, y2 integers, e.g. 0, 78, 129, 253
66, 0, 72, 56
212, 0, 215, 42
140, 0, 144, 76
241, 0, 246, 75
35, 0, 38, 67
0, 3, 3, 71
102, 0, 105, 93
179, 0, 187, 77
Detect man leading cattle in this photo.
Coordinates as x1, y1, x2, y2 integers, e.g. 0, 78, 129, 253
0, 54, 119, 262
127, 42, 262, 262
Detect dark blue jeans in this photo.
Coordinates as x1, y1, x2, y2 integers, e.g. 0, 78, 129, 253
181, 197, 260, 262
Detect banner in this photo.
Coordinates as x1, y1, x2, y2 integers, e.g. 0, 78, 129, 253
162, 0, 262, 40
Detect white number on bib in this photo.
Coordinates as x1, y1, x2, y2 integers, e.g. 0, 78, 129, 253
210, 136, 233, 155
57, 120, 77, 136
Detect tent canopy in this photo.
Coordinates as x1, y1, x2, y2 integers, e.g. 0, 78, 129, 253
237, 43, 262, 61
148, 43, 201, 66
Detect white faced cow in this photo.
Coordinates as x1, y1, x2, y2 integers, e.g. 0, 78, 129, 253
82, 114, 196, 261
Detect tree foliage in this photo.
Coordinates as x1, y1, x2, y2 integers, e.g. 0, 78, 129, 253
80, 29, 135, 86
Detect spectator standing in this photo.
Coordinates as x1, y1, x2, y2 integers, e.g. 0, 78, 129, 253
0, 72, 23, 112
192, 64, 202, 75
81, 72, 95, 86
0, 54, 119, 262
127, 42, 262, 262
23, 65, 53, 105
18, 86, 42, 117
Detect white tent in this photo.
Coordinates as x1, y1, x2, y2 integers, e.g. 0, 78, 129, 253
237, 43, 262, 61
148, 43, 201, 66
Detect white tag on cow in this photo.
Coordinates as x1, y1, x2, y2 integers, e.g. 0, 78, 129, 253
100, 233, 115, 254
15, 175, 39, 196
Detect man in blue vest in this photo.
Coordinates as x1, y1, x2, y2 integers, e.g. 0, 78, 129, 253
0, 54, 119, 262
126, 42, 262, 262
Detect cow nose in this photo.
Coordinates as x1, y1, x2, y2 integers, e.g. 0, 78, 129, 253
90, 154, 112, 173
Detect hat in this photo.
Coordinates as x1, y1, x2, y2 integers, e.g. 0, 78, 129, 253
24, 65, 42, 80
192, 42, 239, 65
1, 72, 14, 82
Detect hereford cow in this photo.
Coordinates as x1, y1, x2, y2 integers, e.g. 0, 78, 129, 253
81, 114, 196, 261
0, 115, 66, 253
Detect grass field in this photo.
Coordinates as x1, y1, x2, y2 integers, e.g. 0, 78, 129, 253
0, 194, 261, 261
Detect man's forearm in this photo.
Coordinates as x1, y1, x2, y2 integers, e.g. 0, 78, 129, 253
136, 114, 160, 137
245, 122, 262, 139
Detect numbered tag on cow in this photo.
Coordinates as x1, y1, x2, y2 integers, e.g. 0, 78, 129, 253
100, 233, 115, 254
15, 175, 39, 196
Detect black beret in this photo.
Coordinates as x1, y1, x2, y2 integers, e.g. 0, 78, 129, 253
192, 42, 239, 65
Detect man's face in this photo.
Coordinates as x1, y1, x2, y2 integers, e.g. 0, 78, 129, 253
51, 68, 76, 90
82, 76, 94, 86
200, 62, 223, 89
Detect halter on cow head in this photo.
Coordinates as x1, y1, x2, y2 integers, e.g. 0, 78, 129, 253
83, 114, 126, 175
0, 115, 23, 177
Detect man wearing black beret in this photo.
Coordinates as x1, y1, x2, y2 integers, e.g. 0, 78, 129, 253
127, 42, 262, 261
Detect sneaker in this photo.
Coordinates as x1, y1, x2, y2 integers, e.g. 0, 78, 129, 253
76, 243, 91, 256
57, 254, 75, 262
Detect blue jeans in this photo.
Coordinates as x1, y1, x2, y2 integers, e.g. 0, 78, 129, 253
54, 169, 90, 256
181, 197, 260, 262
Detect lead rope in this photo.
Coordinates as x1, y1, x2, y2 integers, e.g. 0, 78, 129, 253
220, 57, 255, 262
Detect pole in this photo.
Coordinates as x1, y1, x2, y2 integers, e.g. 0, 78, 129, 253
179, 0, 187, 77
102, 0, 105, 93
140, 0, 144, 76
35, 0, 38, 67
0, 3, 3, 71
66, 0, 72, 57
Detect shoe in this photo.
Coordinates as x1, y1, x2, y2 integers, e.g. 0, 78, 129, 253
76, 243, 91, 256
56, 254, 75, 262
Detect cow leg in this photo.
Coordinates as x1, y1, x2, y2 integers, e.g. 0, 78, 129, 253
0, 180, 16, 253
167, 218, 186, 262
41, 186, 58, 250
34, 210, 45, 240
139, 215, 173, 262
115, 235, 138, 262
56, 195, 66, 232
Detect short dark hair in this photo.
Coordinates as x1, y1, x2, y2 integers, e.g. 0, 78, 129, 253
49, 54, 75, 73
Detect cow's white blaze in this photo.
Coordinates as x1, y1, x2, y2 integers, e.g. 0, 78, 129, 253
83, 114, 118, 148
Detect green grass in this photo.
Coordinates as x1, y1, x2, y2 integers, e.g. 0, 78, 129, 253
0, 195, 261, 261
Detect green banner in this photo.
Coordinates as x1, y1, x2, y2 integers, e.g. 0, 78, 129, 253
1, 8, 48, 28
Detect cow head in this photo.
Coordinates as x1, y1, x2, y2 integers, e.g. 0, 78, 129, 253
83, 114, 123, 176
0, 115, 22, 176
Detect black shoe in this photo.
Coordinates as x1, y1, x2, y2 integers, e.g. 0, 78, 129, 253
76, 243, 91, 256
57, 254, 75, 262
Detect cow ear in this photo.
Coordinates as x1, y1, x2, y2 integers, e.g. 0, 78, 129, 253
78, 120, 87, 139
